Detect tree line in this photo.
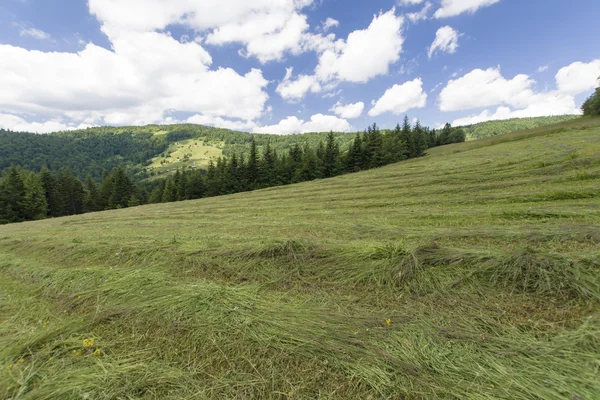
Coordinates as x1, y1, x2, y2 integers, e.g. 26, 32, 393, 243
0, 118, 465, 225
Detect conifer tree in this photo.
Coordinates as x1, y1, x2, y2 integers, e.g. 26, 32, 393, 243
322, 131, 340, 178
39, 167, 56, 217
0, 166, 26, 222
246, 139, 259, 190
22, 171, 48, 220
148, 181, 165, 204
83, 175, 100, 213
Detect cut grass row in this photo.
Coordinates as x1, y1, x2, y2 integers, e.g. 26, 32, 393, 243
1, 117, 599, 399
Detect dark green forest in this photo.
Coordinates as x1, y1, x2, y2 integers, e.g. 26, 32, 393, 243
0, 118, 465, 224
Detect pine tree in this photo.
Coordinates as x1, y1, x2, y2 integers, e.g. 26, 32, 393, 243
82, 175, 100, 213
98, 170, 114, 210
294, 146, 322, 183
39, 167, 56, 217
110, 167, 133, 208
401, 115, 415, 158
259, 143, 277, 187
246, 139, 259, 190
177, 168, 187, 200
148, 181, 165, 204
0, 166, 26, 222
322, 131, 340, 178
345, 133, 362, 172
22, 172, 48, 220
366, 123, 384, 168
185, 170, 205, 199
413, 120, 428, 157
161, 179, 177, 203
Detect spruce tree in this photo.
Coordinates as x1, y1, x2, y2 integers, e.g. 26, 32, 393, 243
83, 175, 100, 213
246, 139, 259, 190
22, 172, 48, 220
39, 167, 56, 217
0, 167, 26, 222
322, 131, 340, 178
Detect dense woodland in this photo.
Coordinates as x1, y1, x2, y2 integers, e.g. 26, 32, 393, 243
0, 118, 465, 224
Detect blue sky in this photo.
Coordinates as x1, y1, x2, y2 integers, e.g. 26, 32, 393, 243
0, 0, 599, 134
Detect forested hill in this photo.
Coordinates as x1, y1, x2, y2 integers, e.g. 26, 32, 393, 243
0, 125, 359, 181
0, 115, 581, 180
459, 115, 580, 140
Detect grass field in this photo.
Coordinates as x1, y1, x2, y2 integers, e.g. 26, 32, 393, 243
1, 118, 599, 399
147, 139, 223, 175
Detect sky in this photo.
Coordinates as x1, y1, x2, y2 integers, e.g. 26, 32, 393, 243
0, 0, 599, 134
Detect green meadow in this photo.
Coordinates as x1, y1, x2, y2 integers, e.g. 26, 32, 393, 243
1, 118, 599, 399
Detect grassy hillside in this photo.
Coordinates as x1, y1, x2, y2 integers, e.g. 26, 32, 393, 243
1, 118, 599, 399
460, 115, 580, 140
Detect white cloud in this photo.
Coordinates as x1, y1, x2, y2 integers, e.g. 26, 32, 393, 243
555, 59, 600, 95
537, 65, 548, 73
407, 2, 433, 22
88, 0, 316, 63
206, 11, 310, 63
434, 0, 500, 18
253, 114, 351, 134
446, 61, 600, 126
329, 101, 365, 119
276, 68, 322, 101
315, 9, 404, 83
186, 115, 258, 131
368, 78, 427, 117
439, 67, 533, 112
321, 18, 339, 32
19, 27, 51, 40
0, 29, 269, 127
0, 113, 91, 133
428, 26, 459, 59
398, 0, 424, 5
452, 93, 580, 126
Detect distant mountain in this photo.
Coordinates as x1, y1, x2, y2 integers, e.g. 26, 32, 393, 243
459, 115, 580, 140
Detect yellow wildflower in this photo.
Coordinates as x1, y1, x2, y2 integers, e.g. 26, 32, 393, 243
63, 310, 67, 314
83, 338, 95, 347
385, 319, 391, 326
94, 348, 102, 356
72, 349, 82, 357
77, 296, 81, 299
18, 359, 25, 364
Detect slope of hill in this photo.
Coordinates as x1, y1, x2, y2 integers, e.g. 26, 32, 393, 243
1, 118, 599, 399
460, 115, 580, 140
0, 124, 358, 180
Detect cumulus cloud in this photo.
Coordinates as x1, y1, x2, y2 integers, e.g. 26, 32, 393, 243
275, 8, 405, 101
315, 9, 404, 83
428, 26, 459, 59
276, 67, 322, 101
329, 101, 365, 119
555, 59, 600, 95
434, 0, 500, 18
253, 114, 351, 134
439, 67, 534, 112
0, 28, 269, 127
0, 113, 91, 133
445, 60, 600, 125
368, 78, 427, 117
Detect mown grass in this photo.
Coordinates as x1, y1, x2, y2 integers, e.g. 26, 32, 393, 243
1, 117, 600, 399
